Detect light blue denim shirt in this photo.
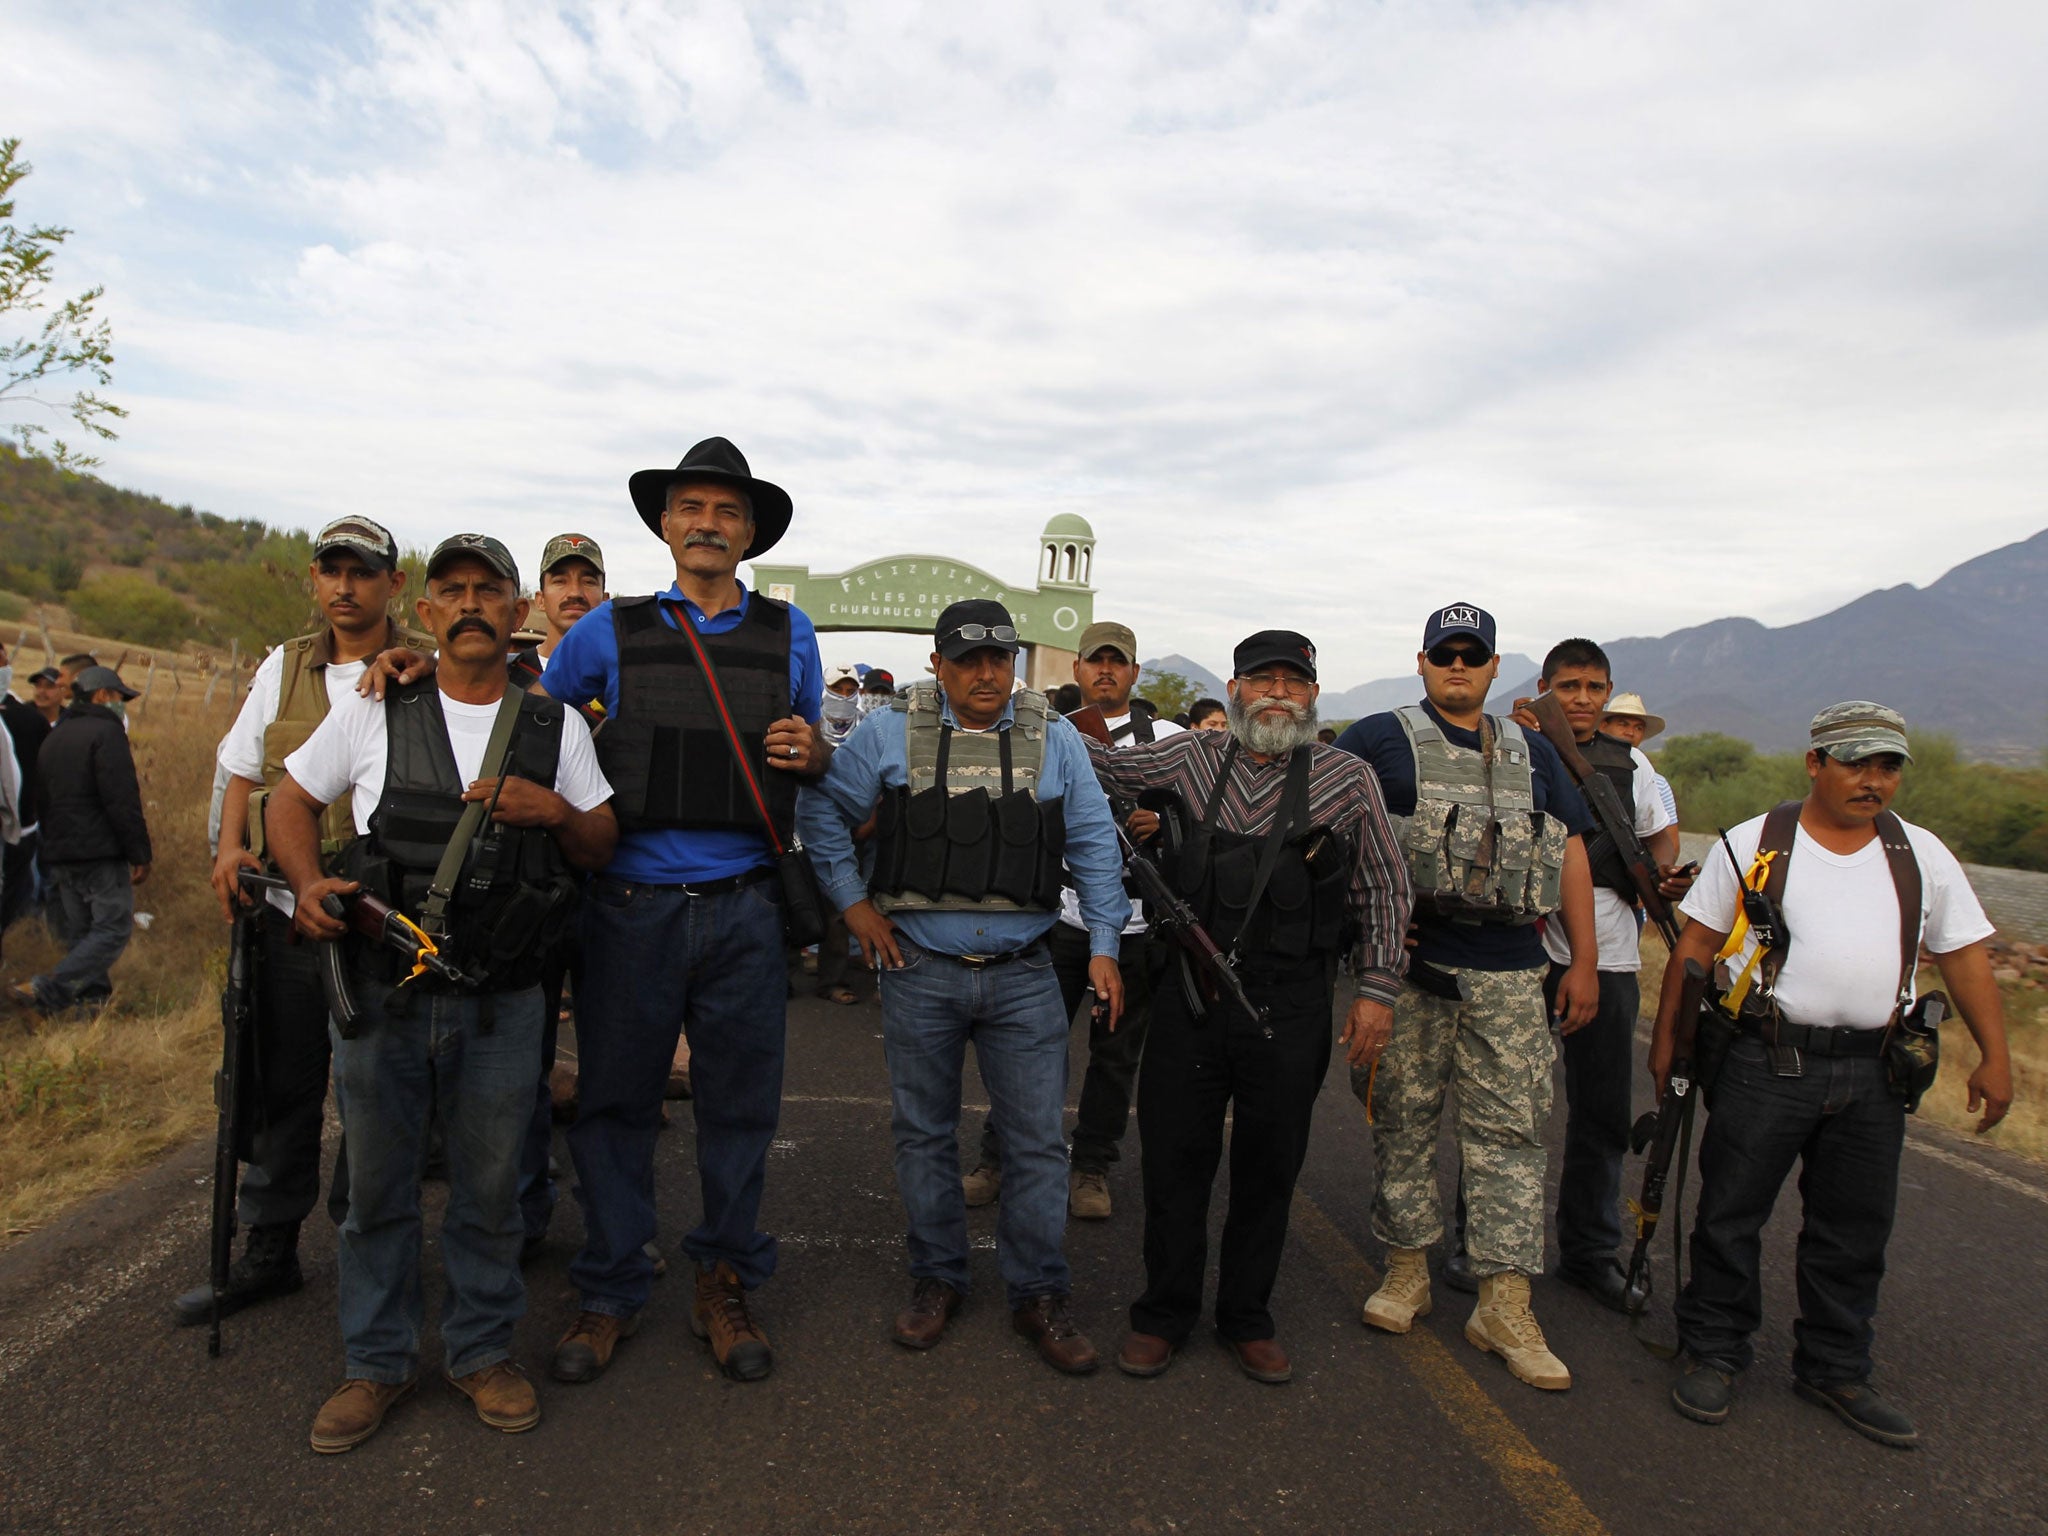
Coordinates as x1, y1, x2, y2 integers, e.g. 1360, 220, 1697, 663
797, 691, 1129, 959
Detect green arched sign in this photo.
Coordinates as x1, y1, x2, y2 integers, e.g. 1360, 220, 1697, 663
752, 516, 1098, 686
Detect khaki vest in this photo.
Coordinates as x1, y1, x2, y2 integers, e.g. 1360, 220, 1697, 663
1392, 705, 1567, 923
247, 619, 436, 862
872, 680, 1055, 917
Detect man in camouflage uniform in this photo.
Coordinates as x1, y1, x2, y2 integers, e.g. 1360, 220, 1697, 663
1332, 603, 1600, 1390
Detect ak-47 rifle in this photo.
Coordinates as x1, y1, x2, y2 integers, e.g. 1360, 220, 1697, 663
208, 872, 269, 1358
1622, 957, 1712, 1317
1110, 815, 1270, 1033
316, 888, 473, 1035
1520, 690, 1681, 950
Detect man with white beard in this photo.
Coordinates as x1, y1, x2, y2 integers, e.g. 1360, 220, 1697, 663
1077, 630, 1410, 1384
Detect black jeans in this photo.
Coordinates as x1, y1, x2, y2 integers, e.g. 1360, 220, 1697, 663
976, 924, 1168, 1175
1547, 963, 1640, 1271
240, 907, 348, 1230
1129, 952, 1334, 1345
1675, 1036, 1904, 1386
521, 935, 581, 1241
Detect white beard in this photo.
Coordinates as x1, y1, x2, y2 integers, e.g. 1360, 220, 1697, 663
1229, 692, 1318, 756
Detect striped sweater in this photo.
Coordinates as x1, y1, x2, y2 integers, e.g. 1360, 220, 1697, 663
1088, 731, 1411, 1005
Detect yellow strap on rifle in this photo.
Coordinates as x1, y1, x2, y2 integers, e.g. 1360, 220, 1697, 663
1714, 849, 1779, 1015
388, 909, 443, 986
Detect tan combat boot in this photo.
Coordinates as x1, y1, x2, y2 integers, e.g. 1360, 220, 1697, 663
1466, 1272, 1570, 1391
962, 1163, 1002, 1207
1068, 1169, 1111, 1220
1362, 1247, 1433, 1334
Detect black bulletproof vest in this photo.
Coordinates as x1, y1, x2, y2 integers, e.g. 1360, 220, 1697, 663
596, 594, 796, 835
1171, 745, 1351, 959
347, 681, 579, 992
1581, 731, 1641, 898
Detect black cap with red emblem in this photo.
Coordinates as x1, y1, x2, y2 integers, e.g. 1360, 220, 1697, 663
1232, 630, 1317, 682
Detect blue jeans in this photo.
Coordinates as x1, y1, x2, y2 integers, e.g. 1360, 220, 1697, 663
1675, 1036, 1905, 1386
879, 935, 1071, 1309
33, 858, 132, 1009
567, 874, 787, 1317
329, 979, 542, 1383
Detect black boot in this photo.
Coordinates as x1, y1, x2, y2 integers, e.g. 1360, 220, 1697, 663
172, 1222, 305, 1326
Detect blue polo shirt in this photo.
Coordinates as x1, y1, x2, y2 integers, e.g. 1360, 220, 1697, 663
1334, 701, 1593, 972
542, 582, 824, 884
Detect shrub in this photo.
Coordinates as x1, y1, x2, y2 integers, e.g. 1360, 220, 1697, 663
68, 574, 195, 648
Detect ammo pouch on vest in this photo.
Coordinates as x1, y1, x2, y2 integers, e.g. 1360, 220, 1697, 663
870, 682, 1066, 915
1175, 742, 1347, 960
1391, 706, 1566, 924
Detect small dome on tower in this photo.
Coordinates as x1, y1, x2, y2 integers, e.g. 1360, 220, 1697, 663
1041, 513, 1095, 540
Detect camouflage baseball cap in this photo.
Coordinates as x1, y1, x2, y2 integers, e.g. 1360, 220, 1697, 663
426, 533, 521, 587
540, 532, 604, 578
1809, 700, 1912, 763
313, 515, 400, 572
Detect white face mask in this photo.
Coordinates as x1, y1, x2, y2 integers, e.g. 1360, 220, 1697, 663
104, 698, 127, 721
822, 691, 861, 724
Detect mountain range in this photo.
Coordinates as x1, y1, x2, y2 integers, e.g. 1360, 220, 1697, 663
1146, 527, 2048, 760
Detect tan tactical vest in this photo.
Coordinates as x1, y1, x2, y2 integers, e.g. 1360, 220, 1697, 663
1392, 705, 1568, 924
247, 619, 436, 862
872, 680, 1054, 916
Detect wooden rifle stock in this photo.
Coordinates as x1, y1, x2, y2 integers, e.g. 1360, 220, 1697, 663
1520, 690, 1681, 950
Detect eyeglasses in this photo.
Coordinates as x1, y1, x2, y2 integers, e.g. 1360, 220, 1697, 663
942, 624, 1018, 646
1237, 671, 1315, 698
1425, 643, 1492, 669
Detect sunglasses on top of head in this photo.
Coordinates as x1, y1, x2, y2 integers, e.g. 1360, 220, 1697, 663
1426, 642, 1492, 668
944, 624, 1019, 646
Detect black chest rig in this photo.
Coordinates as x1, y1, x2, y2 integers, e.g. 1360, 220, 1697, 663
344, 682, 579, 993
869, 681, 1068, 913
1172, 741, 1351, 960
1108, 702, 1158, 745
1581, 732, 1641, 899
595, 593, 796, 835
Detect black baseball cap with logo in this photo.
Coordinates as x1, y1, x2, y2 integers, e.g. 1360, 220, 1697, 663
1422, 602, 1496, 655
426, 533, 521, 586
1233, 630, 1318, 681
934, 599, 1021, 661
313, 516, 400, 572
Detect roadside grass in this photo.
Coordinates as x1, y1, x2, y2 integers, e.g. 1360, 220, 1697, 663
1636, 933, 2047, 1159
0, 706, 230, 1240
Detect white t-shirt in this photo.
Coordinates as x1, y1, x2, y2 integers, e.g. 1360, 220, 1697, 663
285, 686, 612, 836
1058, 710, 1185, 936
1543, 745, 1676, 973
1680, 811, 1992, 1030
216, 645, 376, 915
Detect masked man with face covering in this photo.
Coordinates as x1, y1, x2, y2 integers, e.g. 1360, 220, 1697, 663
1078, 630, 1410, 1384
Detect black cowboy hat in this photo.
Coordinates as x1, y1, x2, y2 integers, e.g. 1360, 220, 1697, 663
628, 436, 793, 559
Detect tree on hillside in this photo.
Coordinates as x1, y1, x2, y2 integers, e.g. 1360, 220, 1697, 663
1, 137, 126, 469
1137, 668, 1203, 719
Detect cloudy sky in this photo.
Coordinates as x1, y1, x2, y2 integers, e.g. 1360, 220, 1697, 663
7, 0, 2047, 687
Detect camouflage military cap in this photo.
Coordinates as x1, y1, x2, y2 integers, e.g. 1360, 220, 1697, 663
1809, 701, 1912, 763
540, 532, 604, 578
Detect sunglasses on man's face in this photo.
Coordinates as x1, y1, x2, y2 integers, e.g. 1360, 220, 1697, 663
1426, 643, 1492, 669
943, 624, 1019, 646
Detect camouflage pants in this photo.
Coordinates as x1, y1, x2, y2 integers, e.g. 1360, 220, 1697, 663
1356, 966, 1553, 1278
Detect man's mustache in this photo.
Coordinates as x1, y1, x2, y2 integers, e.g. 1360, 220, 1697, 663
684, 531, 730, 551
448, 617, 498, 641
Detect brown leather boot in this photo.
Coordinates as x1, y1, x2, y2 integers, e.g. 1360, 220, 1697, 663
550, 1310, 639, 1384
309, 1378, 415, 1454
1116, 1332, 1176, 1378
1012, 1294, 1099, 1375
892, 1278, 963, 1350
692, 1262, 774, 1381
1227, 1337, 1293, 1385
447, 1360, 541, 1432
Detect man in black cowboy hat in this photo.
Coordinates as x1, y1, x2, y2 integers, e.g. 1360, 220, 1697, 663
536, 436, 829, 1391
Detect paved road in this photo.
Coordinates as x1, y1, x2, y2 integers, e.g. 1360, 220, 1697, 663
2, 969, 2044, 1535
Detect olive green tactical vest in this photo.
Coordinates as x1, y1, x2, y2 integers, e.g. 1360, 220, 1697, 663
872, 680, 1052, 916
248, 620, 436, 862
1392, 705, 1568, 924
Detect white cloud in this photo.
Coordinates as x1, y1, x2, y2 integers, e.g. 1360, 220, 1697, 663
10, 0, 2048, 688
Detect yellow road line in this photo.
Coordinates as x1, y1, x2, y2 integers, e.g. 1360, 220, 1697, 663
1291, 1193, 1609, 1536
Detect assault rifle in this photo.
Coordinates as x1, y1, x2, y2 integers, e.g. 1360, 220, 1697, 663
1519, 690, 1681, 950
316, 888, 473, 1036
1110, 814, 1270, 1033
1622, 957, 1712, 1314
208, 872, 268, 1358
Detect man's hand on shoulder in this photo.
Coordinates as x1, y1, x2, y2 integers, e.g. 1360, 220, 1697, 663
356, 647, 436, 700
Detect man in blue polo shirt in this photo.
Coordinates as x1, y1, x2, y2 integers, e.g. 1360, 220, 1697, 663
539, 437, 826, 1389
1333, 603, 1599, 1393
